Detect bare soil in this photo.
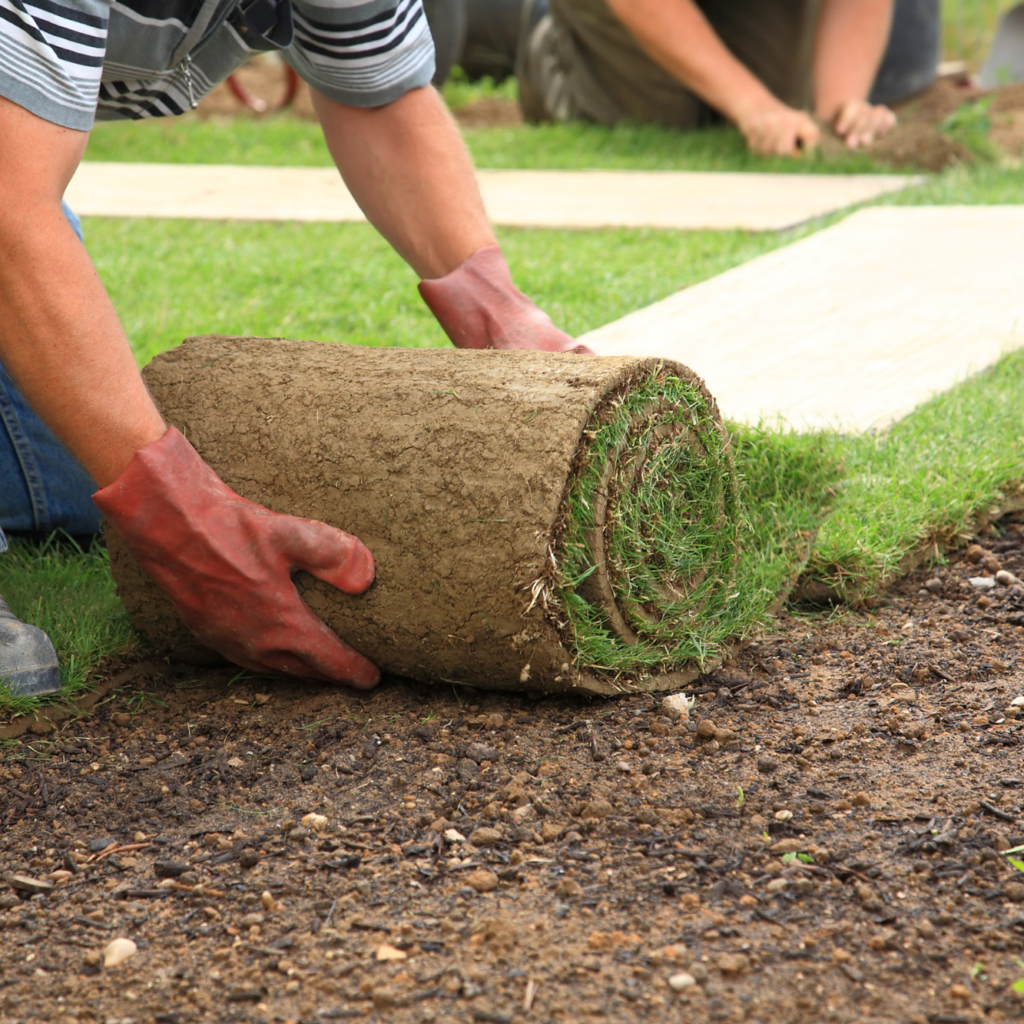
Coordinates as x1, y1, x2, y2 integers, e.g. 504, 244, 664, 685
2, 515, 1023, 1024
853, 75, 1024, 171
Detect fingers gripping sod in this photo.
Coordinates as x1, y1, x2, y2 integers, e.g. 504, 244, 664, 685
419, 245, 595, 355
93, 428, 379, 688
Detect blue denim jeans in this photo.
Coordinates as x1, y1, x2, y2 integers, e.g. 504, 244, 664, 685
0, 203, 102, 552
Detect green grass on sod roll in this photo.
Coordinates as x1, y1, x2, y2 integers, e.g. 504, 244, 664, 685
555, 370, 743, 675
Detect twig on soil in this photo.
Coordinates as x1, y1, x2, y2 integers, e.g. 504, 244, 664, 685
164, 881, 226, 898
523, 978, 539, 1012
980, 800, 1016, 822
752, 906, 787, 926
323, 898, 338, 927
72, 915, 115, 930
93, 842, 152, 863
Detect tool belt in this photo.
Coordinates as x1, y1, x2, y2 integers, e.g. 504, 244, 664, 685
229, 0, 294, 50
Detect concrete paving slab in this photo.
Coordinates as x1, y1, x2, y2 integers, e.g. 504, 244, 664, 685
67, 162, 920, 231
581, 206, 1024, 431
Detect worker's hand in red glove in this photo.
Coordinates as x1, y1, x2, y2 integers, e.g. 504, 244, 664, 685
93, 427, 380, 688
419, 245, 594, 355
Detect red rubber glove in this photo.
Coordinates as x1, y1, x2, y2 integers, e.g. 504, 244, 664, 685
419, 245, 594, 355
93, 427, 380, 688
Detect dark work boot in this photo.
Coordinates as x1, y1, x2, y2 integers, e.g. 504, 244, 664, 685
0, 597, 62, 697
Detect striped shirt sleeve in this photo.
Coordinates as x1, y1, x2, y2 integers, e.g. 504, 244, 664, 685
0, 0, 109, 130
285, 0, 435, 108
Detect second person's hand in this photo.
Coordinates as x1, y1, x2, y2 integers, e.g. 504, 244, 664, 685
833, 99, 897, 149
735, 96, 821, 157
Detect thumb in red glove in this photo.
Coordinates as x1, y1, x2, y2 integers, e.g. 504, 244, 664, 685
93, 427, 379, 688
419, 245, 595, 355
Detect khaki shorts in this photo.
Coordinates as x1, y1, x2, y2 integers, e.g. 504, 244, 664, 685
518, 0, 820, 128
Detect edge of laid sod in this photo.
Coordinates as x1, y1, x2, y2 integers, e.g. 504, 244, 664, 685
795, 348, 1024, 601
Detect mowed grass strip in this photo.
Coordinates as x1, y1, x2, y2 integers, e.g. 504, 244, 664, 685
86, 218, 798, 366
83, 112, 890, 174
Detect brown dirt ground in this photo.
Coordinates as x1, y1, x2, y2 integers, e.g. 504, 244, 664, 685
198, 59, 1024, 171
2, 515, 1024, 1024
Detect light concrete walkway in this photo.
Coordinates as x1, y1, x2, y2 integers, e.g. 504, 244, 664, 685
67, 162, 919, 231
582, 206, 1024, 431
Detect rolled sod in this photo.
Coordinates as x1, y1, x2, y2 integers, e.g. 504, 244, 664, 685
108, 337, 741, 695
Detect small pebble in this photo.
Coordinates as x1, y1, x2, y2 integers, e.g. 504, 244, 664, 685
969, 576, 996, 590
668, 972, 697, 992
465, 869, 499, 893
375, 944, 408, 962
715, 952, 749, 976
103, 937, 137, 969
261, 891, 275, 912
153, 860, 187, 879
555, 878, 582, 898
965, 543, 987, 563
300, 813, 328, 830
578, 799, 613, 820
996, 569, 1023, 586
662, 693, 692, 718
238, 848, 260, 869
469, 827, 503, 848
924, 578, 943, 593
756, 756, 778, 774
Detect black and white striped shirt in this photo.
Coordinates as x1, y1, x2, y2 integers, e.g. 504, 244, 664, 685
0, 0, 435, 130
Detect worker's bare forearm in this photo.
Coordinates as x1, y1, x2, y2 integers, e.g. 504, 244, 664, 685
604, 0, 773, 125
814, 0, 895, 120
313, 86, 495, 280
0, 95, 165, 487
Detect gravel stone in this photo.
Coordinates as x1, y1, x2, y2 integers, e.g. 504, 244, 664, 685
668, 972, 697, 991
465, 869, 500, 893
469, 827, 503, 848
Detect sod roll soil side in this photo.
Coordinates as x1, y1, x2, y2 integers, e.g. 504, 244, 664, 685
108, 337, 740, 695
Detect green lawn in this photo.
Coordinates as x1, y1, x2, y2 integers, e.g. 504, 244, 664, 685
3, 101, 1022, 713
84, 112, 895, 174
91, 218, 810, 367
